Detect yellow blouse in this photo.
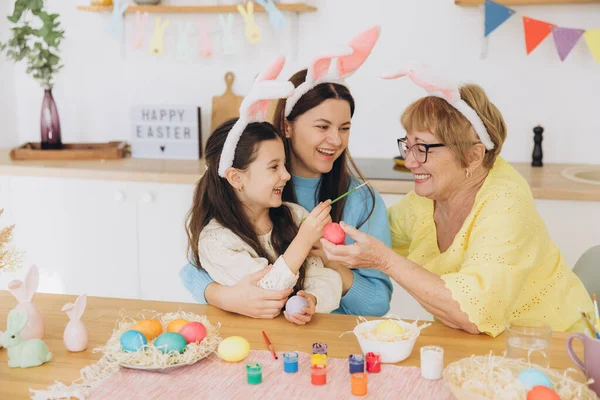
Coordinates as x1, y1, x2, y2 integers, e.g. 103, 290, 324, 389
388, 157, 593, 337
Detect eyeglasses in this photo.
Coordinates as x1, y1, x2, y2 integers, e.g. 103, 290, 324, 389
397, 137, 445, 164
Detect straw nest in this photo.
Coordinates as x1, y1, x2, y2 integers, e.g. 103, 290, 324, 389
98, 310, 222, 368
443, 352, 597, 400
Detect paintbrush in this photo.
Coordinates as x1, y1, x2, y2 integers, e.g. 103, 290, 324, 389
581, 311, 600, 339
593, 294, 600, 332
330, 181, 369, 205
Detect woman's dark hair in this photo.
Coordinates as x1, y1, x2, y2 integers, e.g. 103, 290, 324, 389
186, 119, 305, 292
273, 69, 375, 228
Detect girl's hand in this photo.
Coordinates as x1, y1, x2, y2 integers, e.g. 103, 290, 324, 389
298, 200, 332, 248
283, 291, 316, 325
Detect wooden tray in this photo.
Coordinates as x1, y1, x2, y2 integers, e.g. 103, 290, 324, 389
10, 141, 130, 161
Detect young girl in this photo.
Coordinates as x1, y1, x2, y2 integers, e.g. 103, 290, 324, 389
186, 58, 342, 324
181, 26, 393, 318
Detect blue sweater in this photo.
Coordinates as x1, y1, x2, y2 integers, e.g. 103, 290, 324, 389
179, 175, 393, 316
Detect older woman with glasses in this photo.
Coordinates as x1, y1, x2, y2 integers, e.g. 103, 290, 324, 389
321, 73, 593, 337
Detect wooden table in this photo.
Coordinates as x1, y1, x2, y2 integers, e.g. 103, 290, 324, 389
0, 292, 585, 399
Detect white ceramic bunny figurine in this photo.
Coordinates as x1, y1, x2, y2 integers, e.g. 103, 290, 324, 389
62, 293, 88, 352
3, 309, 52, 368
8, 265, 44, 340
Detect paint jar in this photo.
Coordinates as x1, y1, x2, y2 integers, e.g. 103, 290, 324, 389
246, 362, 262, 385
283, 351, 299, 373
312, 342, 328, 355
420, 346, 444, 380
311, 364, 327, 385
311, 353, 327, 367
366, 352, 381, 373
349, 353, 365, 373
351, 372, 368, 396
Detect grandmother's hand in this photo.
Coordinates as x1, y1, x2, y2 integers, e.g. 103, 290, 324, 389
320, 221, 392, 272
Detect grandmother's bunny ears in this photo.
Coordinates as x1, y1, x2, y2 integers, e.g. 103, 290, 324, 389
284, 26, 381, 118
218, 56, 295, 177
382, 64, 495, 151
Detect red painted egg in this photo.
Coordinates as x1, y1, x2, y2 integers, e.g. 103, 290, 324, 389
526, 386, 561, 400
323, 222, 345, 245
179, 322, 207, 344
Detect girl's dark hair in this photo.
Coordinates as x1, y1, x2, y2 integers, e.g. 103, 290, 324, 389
273, 69, 375, 227
186, 119, 305, 293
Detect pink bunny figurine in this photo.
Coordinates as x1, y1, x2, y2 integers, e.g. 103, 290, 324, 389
62, 294, 88, 352
7, 265, 44, 340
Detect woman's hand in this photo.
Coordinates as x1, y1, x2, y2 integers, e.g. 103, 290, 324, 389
320, 221, 392, 272
283, 291, 316, 325
297, 200, 332, 247
205, 266, 293, 319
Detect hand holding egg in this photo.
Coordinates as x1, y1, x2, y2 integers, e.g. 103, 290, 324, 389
284, 291, 316, 326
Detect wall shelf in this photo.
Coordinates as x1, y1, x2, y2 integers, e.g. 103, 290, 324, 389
77, 3, 317, 13
456, 0, 600, 5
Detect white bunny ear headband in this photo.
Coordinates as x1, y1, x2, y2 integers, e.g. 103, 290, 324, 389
381, 65, 495, 151
218, 56, 295, 178
284, 25, 381, 118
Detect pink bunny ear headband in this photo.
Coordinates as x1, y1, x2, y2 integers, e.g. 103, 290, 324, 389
284, 25, 381, 118
218, 56, 295, 178
382, 64, 495, 151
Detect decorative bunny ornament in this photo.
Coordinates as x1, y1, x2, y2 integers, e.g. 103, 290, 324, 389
150, 17, 170, 56
196, 21, 213, 58
8, 264, 44, 340
237, 1, 261, 44
218, 56, 295, 177
62, 294, 88, 352
107, 0, 128, 37
284, 25, 381, 118
380, 64, 495, 150
256, 0, 287, 31
3, 309, 52, 368
176, 21, 193, 61
133, 11, 148, 49
218, 14, 236, 56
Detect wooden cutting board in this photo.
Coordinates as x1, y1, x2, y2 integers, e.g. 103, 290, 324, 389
211, 72, 244, 134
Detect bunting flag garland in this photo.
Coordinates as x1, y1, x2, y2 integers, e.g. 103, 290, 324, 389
584, 29, 600, 63
484, 0, 515, 37
552, 27, 585, 61
523, 17, 555, 55
483, 0, 600, 63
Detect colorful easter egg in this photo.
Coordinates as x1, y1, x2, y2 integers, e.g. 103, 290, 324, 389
179, 322, 207, 344
131, 319, 163, 341
167, 318, 189, 333
323, 222, 345, 245
526, 386, 561, 400
154, 332, 187, 354
120, 330, 147, 352
217, 336, 251, 362
285, 295, 308, 316
376, 320, 404, 336
518, 369, 553, 390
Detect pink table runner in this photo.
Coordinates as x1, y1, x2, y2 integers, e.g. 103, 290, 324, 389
89, 350, 456, 399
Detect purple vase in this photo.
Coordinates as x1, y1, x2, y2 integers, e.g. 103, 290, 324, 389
40, 89, 62, 150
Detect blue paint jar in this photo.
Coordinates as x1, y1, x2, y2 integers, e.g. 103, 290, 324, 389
283, 351, 299, 373
349, 354, 365, 374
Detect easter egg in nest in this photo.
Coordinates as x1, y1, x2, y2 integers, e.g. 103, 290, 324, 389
179, 322, 207, 344
518, 369, 553, 390
218, 336, 251, 362
285, 295, 308, 316
120, 330, 147, 352
376, 320, 404, 338
131, 319, 163, 341
167, 318, 189, 333
526, 386, 561, 400
323, 222, 345, 245
154, 332, 188, 354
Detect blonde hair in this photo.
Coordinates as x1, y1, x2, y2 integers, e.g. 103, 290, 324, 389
400, 83, 506, 169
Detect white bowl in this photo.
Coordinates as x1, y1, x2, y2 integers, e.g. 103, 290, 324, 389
353, 319, 420, 363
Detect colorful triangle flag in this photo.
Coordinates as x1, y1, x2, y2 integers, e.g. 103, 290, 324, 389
484, 0, 516, 37
523, 17, 555, 55
584, 29, 600, 63
552, 27, 585, 61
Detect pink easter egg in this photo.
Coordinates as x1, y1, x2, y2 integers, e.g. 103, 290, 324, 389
323, 222, 345, 245
179, 322, 207, 344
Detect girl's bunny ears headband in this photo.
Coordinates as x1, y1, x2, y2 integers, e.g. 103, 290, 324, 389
382, 65, 495, 151
218, 56, 295, 177
284, 25, 381, 118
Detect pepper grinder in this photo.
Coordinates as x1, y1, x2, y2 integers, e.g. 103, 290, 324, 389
532, 125, 543, 167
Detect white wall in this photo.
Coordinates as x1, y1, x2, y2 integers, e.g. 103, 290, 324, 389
0, 0, 18, 148
1, 0, 600, 164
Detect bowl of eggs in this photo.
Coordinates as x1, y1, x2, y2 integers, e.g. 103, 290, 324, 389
353, 318, 430, 363
99, 311, 221, 371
